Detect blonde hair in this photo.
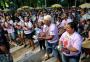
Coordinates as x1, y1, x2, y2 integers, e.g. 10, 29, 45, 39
44, 15, 52, 22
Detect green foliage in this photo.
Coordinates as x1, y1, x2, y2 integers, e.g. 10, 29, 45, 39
60, 0, 68, 7
0, 0, 90, 9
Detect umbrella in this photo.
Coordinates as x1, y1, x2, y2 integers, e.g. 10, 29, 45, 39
82, 13, 90, 20
21, 6, 34, 10
21, 6, 30, 9
36, 7, 42, 9
51, 4, 62, 8
3, 8, 11, 12
79, 3, 90, 8
29, 7, 34, 9
72, 6, 76, 8
17, 8, 22, 11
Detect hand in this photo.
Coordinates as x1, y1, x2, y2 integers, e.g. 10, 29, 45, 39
38, 37, 43, 39
59, 41, 63, 45
0, 46, 7, 52
38, 37, 42, 40
23, 27, 28, 30
61, 48, 67, 52
40, 32, 46, 37
16, 26, 21, 29
61, 48, 70, 54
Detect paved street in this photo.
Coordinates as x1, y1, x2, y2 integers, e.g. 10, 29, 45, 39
11, 40, 90, 62
11, 43, 57, 62
12, 45, 90, 62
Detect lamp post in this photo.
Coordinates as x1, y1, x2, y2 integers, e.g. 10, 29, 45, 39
2, 0, 6, 8
45, 0, 47, 8
75, 0, 77, 7
37, 0, 38, 7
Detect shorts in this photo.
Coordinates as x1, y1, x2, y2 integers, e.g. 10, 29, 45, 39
8, 32, 16, 40
25, 30, 35, 39
17, 30, 23, 35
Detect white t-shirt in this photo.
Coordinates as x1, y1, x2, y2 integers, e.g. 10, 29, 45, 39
60, 18, 72, 27
38, 16, 43, 22
8, 20, 13, 25
24, 21, 33, 34
59, 31, 82, 56
32, 15, 36, 22
35, 27, 42, 35
47, 24, 59, 43
14, 20, 24, 30
0, 18, 5, 23
17, 21, 24, 27
43, 24, 48, 32
7, 20, 15, 33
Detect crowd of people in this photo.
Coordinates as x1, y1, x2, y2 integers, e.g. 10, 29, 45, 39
0, 7, 90, 62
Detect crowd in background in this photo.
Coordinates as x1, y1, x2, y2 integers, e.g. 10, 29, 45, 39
0, 7, 90, 62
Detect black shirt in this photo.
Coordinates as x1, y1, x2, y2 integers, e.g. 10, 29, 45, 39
0, 27, 10, 53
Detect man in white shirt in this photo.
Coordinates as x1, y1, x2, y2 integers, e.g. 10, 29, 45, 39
39, 15, 61, 62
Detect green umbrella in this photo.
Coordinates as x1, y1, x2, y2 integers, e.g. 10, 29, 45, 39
79, 3, 90, 8
21, 6, 30, 9
51, 4, 62, 8
36, 7, 42, 9
82, 14, 90, 20
3, 8, 11, 12
17, 8, 23, 11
